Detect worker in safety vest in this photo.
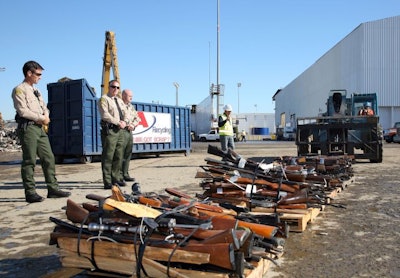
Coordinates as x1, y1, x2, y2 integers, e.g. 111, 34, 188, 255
358, 102, 375, 116
218, 104, 235, 152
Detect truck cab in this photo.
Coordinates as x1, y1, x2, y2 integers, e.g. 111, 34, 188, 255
197, 130, 237, 142
383, 122, 400, 143
198, 130, 220, 141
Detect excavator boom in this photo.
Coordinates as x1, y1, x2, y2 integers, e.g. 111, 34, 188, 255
101, 31, 120, 95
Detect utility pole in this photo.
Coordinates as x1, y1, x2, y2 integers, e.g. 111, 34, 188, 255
216, 0, 221, 117
237, 82, 241, 114
173, 82, 179, 106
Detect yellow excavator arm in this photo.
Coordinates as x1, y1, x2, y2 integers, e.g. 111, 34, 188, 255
101, 31, 120, 95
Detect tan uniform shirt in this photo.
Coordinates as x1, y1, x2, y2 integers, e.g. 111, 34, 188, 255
98, 95, 127, 125
12, 82, 49, 122
125, 102, 139, 129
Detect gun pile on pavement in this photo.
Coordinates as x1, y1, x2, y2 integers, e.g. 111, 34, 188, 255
196, 145, 353, 210
49, 145, 354, 277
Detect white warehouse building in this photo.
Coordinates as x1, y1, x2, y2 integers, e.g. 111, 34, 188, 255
273, 15, 400, 132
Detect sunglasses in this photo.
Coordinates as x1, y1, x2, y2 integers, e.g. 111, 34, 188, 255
32, 71, 42, 76
110, 85, 120, 89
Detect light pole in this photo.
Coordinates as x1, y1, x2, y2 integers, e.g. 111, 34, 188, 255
237, 82, 241, 114
173, 82, 179, 106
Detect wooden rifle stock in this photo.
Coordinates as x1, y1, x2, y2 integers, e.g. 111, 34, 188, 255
236, 177, 298, 193
86, 193, 107, 201
211, 190, 245, 197
211, 216, 277, 239
278, 188, 308, 205
285, 172, 306, 182
165, 188, 193, 200
111, 185, 126, 201
85, 193, 115, 210
168, 196, 224, 213
66, 199, 89, 224
82, 202, 99, 212
150, 240, 236, 271
201, 228, 251, 251
138, 196, 163, 208
195, 210, 277, 239
167, 227, 250, 251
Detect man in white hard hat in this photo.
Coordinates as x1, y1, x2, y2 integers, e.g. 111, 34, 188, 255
218, 104, 235, 152
358, 102, 374, 116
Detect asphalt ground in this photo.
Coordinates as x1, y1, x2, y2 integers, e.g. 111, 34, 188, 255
0, 141, 399, 277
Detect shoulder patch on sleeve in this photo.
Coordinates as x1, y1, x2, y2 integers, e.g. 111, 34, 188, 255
15, 88, 24, 95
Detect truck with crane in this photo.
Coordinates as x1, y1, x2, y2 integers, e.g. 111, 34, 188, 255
296, 89, 383, 163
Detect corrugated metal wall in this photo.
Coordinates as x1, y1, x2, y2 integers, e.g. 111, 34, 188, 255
274, 15, 400, 130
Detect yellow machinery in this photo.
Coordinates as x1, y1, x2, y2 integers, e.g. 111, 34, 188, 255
101, 31, 120, 96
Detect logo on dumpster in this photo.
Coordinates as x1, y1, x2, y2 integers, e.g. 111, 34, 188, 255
133, 112, 172, 143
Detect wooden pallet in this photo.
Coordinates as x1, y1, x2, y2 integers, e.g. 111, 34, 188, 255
249, 208, 321, 232
51, 237, 274, 278
44, 257, 273, 278
326, 176, 355, 202
279, 208, 321, 232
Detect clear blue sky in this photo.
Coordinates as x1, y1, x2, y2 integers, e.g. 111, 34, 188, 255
1, 0, 398, 120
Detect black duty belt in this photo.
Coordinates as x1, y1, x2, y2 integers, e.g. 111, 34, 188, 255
27, 121, 42, 127
17, 120, 42, 129
101, 120, 119, 129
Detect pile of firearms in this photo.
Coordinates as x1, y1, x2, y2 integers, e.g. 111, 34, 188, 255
196, 145, 353, 213
50, 187, 284, 277
49, 145, 352, 277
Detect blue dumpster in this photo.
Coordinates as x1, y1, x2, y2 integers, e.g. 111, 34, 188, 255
47, 79, 191, 163
47, 79, 101, 163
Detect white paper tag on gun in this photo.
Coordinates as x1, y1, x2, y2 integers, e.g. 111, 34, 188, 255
238, 158, 246, 168
245, 184, 257, 197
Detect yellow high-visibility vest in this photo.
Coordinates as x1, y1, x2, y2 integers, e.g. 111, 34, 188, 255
219, 113, 233, 136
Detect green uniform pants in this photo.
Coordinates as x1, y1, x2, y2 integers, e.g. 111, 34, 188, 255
101, 127, 124, 185
18, 124, 58, 196
121, 129, 133, 179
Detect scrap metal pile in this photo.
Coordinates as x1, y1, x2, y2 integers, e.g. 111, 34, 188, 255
49, 145, 353, 277
0, 120, 19, 152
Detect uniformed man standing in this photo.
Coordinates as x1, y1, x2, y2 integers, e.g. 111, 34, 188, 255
98, 80, 127, 189
12, 60, 71, 203
121, 89, 140, 182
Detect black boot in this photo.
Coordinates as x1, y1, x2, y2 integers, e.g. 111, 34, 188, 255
124, 176, 135, 182
112, 180, 127, 187
47, 189, 71, 198
26, 193, 45, 203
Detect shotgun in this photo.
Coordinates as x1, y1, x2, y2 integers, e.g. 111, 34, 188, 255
165, 193, 225, 213
208, 215, 278, 239
167, 198, 222, 214
235, 176, 299, 193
